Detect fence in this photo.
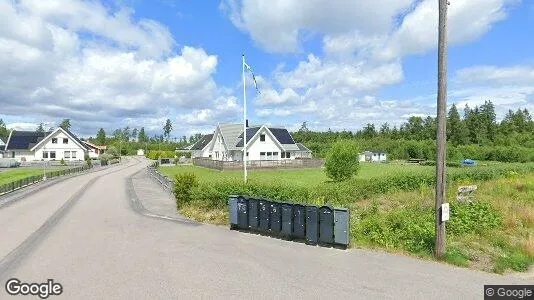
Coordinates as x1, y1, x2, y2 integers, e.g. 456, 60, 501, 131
147, 162, 174, 193
0, 165, 92, 196
192, 158, 325, 171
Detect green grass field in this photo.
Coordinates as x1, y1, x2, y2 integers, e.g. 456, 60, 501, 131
157, 161, 525, 186
0, 167, 67, 185
158, 162, 437, 186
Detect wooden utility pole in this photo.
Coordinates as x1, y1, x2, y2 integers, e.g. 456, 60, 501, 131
435, 0, 449, 259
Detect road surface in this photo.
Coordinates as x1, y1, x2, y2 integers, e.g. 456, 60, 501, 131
0, 157, 530, 299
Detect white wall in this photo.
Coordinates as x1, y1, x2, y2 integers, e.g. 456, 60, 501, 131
210, 130, 227, 160
34, 130, 86, 161
12, 150, 34, 162
246, 128, 284, 161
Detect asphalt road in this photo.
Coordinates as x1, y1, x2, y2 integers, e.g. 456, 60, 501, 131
0, 157, 530, 299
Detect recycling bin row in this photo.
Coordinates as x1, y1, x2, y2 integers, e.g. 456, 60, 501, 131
228, 195, 350, 247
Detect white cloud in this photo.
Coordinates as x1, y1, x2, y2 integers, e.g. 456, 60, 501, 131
380, 0, 519, 60
455, 65, 534, 85
223, 0, 521, 130
0, 0, 222, 137
220, 0, 414, 53
450, 65, 534, 119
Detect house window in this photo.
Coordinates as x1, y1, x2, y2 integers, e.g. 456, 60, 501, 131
281, 152, 285, 158
260, 134, 266, 142
52, 138, 57, 144
246, 152, 249, 156
50, 151, 56, 159
273, 152, 278, 157
63, 138, 68, 144
286, 152, 291, 158
260, 152, 266, 160
71, 151, 76, 159
64, 151, 70, 159
267, 152, 272, 159
43, 151, 48, 159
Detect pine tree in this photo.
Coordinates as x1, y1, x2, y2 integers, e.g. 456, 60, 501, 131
96, 128, 106, 145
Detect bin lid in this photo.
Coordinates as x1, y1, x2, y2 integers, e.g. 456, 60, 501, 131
319, 205, 334, 211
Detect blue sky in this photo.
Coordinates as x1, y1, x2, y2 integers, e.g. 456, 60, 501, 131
1, 0, 533, 138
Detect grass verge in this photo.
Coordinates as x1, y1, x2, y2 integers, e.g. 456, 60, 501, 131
166, 165, 534, 274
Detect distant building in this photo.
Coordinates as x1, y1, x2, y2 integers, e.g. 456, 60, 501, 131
359, 151, 387, 162
137, 149, 145, 156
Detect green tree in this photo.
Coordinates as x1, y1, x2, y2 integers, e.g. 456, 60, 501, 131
0, 119, 8, 140
59, 119, 71, 130
138, 127, 148, 143
131, 128, 138, 141
422, 116, 436, 140
324, 139, 361, 182
447, 104, 469, 145
298, 121, 310, 132
36, 123, 45, 133
96, 128, 106, 145
163, 119, 173, 140
379, 123, 391, 136
362, 123, 377, 139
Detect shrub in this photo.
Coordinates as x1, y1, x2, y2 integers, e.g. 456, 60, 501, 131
174, 173, 199, 208
324, 139, 360, 182
448, 202, 503, 236
106, 146, 120, 158
60, 158, 66, 166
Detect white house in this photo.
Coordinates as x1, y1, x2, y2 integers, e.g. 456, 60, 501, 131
359, 151, 387, 162
3, 128, 89, 162
189, 134, 214, 158
191, 123, 311, 161
82, 140, 107, 159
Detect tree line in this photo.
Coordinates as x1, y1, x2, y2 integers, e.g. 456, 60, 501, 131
292, 101, 534, 162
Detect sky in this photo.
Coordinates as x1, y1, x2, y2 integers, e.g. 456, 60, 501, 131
1, 0, 533, 139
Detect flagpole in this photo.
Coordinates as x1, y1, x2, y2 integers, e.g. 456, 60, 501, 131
242, 54, 248, 183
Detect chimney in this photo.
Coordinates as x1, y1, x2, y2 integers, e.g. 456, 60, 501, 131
246, 119, 249, 127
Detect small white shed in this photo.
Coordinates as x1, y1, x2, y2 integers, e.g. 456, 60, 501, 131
137, 149, 145, 156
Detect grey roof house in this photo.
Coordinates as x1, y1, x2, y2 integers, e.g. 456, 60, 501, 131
190, 123, 312, 161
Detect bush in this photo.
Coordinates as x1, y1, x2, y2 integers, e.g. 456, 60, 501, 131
324, 139, 360, 182
60, 158, 66, 166
106, 146, 120, 159
174, 173, 199, 208
448, 202, 503, 236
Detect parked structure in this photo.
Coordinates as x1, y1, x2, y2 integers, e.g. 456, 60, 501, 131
82, 140, 107, 159
359, 151, 387, 162
190, 123, 312, 161
2, 128, 89, 162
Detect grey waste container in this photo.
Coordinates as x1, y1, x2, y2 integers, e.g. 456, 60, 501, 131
259, 199, 271, 232
334, 208, 350, 247
248, 197, 260, 230
269, 201, 282, 234
319, 205, 334, 244
305, 205, 318, 244
229, 195, 239, 230
280, 202, 293, 237
292, 204, 306, 239
237, 196, 249, 229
